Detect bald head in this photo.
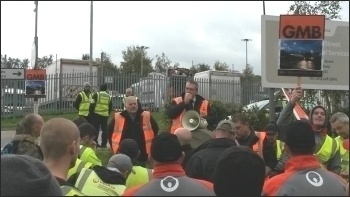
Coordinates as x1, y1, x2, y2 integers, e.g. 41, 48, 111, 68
126, 88, 133, 96
174, 128, 192, 146
40, 118, 80, 160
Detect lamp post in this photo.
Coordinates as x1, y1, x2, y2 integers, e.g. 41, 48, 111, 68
89, 1, 93, 84
33, 1, 39, 114
136, 46, 149, 76
241, 38, 252, 69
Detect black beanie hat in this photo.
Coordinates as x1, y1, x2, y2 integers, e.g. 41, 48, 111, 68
151, 132, 182, 163
285, 120, 315, 153
213, 146, 266, 196
1, 154, 63, 196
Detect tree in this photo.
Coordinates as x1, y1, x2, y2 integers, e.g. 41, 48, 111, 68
213, 60, 229, 71
1, 54, 33, 68
37, 54, 54, 69
120, 45, 153, 75
287, 1, 346, 113
98, 51, 120, 74
189, 63, 210, 75
154, 52, 172, 74
82, 54, 90, 60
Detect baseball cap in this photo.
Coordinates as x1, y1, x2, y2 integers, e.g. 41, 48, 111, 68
107, 154, 135, 174
285, 120, 315, 151
216, 120, 236, 133
83, 82, 91, 88
150, 132, 182, 163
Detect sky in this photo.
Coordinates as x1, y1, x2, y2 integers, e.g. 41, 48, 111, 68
1, 1, 349, 75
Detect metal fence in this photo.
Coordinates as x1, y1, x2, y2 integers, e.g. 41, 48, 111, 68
1, 72, 270, 118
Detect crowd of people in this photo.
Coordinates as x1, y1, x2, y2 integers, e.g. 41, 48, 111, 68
1, 80, 349, 196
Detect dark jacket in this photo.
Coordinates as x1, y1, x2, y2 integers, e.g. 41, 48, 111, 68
166, 92, 215, 130
276, 102, 341, 174
186, 138, 237, 182
181, 144, 194, 169
89, 91, 113, 116
108, 109, 159, 163
236, 129, 278, 170
74, 91, 92, 111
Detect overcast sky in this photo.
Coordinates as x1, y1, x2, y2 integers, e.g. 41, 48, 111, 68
1, 1, 349, 75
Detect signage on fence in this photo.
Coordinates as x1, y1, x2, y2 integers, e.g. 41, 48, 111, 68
25, 69, 46, 98
278, 15, 325, 77
1, 68, 25, 80
261, 15, 349, 90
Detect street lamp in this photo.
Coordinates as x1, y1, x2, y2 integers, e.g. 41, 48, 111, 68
136, 46, 149, 76
241, 38, 252, 69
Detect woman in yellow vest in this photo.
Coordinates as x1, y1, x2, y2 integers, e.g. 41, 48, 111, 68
72, 154, 135, 196
330, 112, 349, 181
117, 139, 153, 189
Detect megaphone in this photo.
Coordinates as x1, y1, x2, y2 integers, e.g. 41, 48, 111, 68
181, 110, 208, 131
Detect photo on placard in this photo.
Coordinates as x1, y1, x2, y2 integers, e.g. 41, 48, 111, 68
25, 80, 46, 98
278, 39, 323, 77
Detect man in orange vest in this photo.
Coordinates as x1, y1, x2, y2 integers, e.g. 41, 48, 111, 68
108, 96, 159, 167
231, 115, 277, 178
166, 80, 214, 148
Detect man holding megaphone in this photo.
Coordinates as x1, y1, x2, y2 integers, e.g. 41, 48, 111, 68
166, 80, 215, 148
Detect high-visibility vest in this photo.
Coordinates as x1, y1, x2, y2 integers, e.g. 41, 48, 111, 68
95, 91, 111, 117
60, 185, 85, 196
335, 136, 349, 178
75, 168, 126, 196
253, 131, 266, 159
126, 166, 152, 189
123, 96, 139, 110
79, 92, 92, 116
276, 140, 284, 160
79, 145, 102, 166
111, 111, 154, 154
170, 97, 209, 133
315, 135, 339, 165
67, 158, 93, 179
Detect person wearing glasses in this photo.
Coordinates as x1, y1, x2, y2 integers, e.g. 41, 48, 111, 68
166, 80, 215, 148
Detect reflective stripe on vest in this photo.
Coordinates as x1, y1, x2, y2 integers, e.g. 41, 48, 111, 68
79, 92, 91, 116
336, 136, 349, 177
170, 97, 209, 133
126, 166, 152, 189
123, 96, 138, 110
111, 111, 154, 154
315, 135, 339, 164
75, 168, 126, 196
253, 132, 266, 159
79, 145, 98, 166
95, 91, 111, 117
67, 158, 93, 179
61, 185, 85, 196
276, 140, 284, 160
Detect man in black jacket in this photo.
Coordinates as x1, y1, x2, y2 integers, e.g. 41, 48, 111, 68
108, 96, 159, 167
166, 80, 215, 148
186, 120, 238, 182
232, 115, 278, 177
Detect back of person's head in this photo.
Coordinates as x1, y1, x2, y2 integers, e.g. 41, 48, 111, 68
72, 116, 88, 128
16, 113, 44, 137
1, 154, 63, 196
285, 120, 315, 155
150, 132, 183, 165
213, 146, 265, 196
118, 139, 140, 160
99, 83, 107, 91
214, 120, 237, 139
78, 123, 96, 139
174, 128, 192, 146
40, 118, 80, 166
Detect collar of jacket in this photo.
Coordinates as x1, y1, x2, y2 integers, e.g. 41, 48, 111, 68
152, 163, 185, 179
12, 134, 38, 144
206, 137, 237, 148
285, 155, 321, 172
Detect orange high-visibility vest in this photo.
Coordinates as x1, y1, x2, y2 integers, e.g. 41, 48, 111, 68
253, 131, 266, 159
170, 97, 209, 133
111, 111, 154, 154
